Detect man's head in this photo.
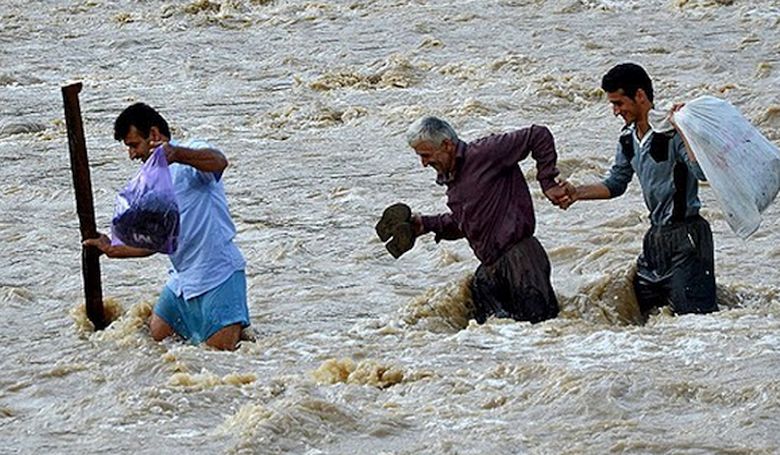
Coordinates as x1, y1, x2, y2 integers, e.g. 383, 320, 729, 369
601, 63, 654, 125
406, 116, 459, 180
114, 103, 171, 161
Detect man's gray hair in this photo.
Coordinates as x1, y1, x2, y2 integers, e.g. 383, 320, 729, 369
406, 116, 458, 147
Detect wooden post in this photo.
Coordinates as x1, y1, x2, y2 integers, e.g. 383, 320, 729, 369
62, 83, 107, 331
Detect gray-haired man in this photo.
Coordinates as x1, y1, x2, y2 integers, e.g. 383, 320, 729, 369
390, 116, 568, 324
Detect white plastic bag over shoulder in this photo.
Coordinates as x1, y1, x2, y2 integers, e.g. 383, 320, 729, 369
672, 95, 780, 238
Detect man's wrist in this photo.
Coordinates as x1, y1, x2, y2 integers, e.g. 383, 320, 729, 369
539, 178, 558, 193
411, 213, 425, 236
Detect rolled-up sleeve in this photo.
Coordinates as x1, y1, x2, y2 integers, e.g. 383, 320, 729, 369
602, 143, 634, 198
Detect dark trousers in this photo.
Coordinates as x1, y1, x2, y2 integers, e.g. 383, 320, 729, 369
635, 216, 718, 316
470, 237, 559, 324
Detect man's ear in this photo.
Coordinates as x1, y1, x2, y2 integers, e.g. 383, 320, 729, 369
149, 126, 161, 142
635, 88, 649, 104
442, 138, 455, 153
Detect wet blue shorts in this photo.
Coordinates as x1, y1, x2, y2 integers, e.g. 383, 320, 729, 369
154, 270, 250, 345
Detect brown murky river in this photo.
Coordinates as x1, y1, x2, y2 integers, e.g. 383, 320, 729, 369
1, 0, 779, 453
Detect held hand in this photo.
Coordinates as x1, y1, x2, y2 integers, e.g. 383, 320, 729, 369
552, 181, 578, 210
83, 233, 111, 255
544, 180, 576, 210
543, 184, 564, 206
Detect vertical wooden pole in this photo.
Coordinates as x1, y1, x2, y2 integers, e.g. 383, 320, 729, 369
62, 83, 107, 331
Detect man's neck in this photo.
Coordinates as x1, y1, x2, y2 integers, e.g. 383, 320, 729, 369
635, 109, 651, 140
436, 146, 460, 186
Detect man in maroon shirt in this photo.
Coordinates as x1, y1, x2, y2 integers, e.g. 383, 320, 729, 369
403, 116, 568, 324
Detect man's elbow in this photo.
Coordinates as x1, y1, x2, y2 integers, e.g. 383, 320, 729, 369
602, 182, 624, 199
213, 150, 229, 172
531, 124, 553, 139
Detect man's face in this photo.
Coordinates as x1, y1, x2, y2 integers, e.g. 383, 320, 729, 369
606, 89, 641, 125
123, 125, 154, 162
412, 139, 455, 176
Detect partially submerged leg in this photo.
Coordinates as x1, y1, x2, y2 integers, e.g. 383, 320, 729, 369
202, 271, 250, 350
151, 286, 183, 342
149, 313, 175, 341
205, 323, 242, 351
668, 217, 717, 314
667, 253, 717, 315
471, 237, 559, 324
504, 237, 559, 323
470, 264, 510, 324
634, 274, 667, 318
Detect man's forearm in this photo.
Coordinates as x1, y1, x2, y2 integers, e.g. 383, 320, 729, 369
530, 125, 560, 191
420, 213, 464, 241
169, 146, 228, 173
674, 127, 698, 163
101, 244, 156, 259
574, 183, 612, 201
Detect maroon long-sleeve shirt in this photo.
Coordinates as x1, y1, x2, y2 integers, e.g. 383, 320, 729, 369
420, 125, 560, 266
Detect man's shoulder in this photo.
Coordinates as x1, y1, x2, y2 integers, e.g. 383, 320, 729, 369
471, 125, 546, 145
469, 130, 513, 149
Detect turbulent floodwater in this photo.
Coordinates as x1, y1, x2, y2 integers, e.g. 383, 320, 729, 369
2, 0, 780, 453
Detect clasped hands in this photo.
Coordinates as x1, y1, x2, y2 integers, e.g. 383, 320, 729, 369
544, 180, 577, 210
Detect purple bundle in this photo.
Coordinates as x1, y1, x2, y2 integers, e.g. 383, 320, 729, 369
111, 146, 180, 254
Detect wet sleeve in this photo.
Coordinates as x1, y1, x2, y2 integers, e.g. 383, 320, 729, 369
601, 143, 634, 197
673, 134, 706, 181
420, 213, 465, 242
493, 125, 560, 192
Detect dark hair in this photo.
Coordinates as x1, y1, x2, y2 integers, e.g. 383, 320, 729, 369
113, 102, 171, 141
601, 63, 654, 103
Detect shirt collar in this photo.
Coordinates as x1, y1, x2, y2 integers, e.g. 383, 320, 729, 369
627, 123, 655, 148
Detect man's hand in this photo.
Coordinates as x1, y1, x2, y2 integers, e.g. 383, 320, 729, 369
544, 180, 577, 209
667, 103, 699, 163
410, 213, 424, 237
149, 140, 178, 164
667, 103, 685, 128
558, 181, 578, 209
83, 233, 156, 259
83, 233, 111, 255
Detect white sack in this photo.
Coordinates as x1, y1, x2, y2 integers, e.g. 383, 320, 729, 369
672, 96, 780, 238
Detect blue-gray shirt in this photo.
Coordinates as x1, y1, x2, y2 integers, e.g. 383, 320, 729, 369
602, 126, 706, 226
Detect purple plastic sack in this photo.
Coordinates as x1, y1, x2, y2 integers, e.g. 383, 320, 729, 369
111, 146, 180, 254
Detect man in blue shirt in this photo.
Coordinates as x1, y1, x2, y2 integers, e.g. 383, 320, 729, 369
560, 63, 718, 319
84, 103, 249, 350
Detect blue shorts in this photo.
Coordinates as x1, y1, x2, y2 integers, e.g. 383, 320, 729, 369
154, 270, 250, 345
